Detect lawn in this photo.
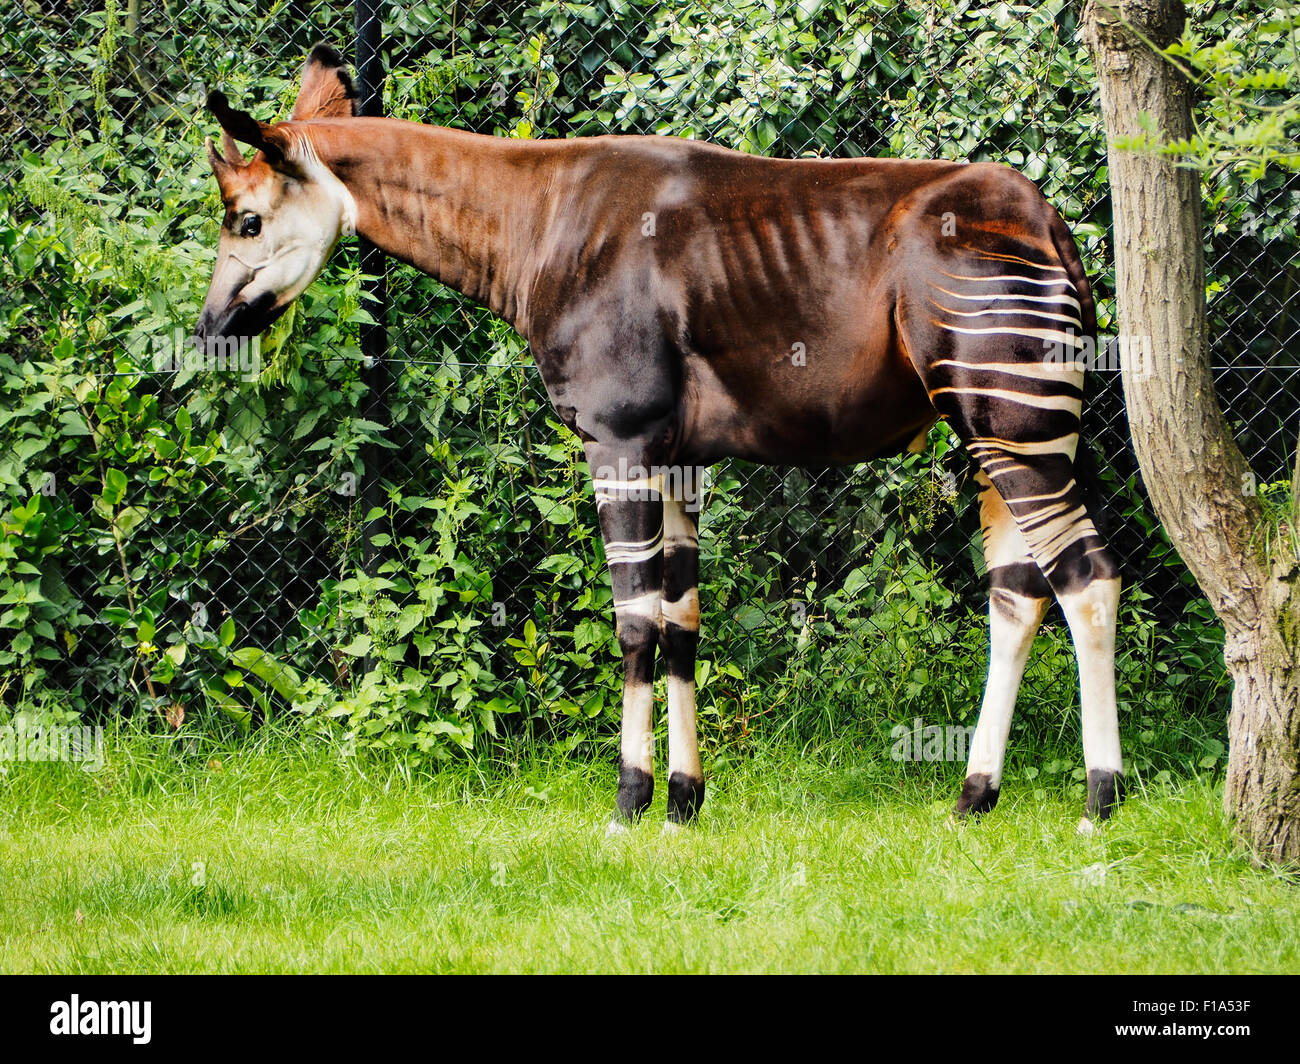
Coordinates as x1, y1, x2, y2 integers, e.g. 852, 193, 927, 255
1, 732, 1296, 974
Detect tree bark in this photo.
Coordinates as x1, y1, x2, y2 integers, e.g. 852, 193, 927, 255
1084, 0, 1300, 863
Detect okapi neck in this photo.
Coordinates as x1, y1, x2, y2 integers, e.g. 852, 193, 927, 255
304, 117, 553, 333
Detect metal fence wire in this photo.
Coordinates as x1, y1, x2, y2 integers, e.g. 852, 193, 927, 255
1, 1, 1295, 766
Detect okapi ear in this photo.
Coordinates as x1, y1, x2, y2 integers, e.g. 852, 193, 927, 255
290, 42, 359, 121
206, 90, 291, 166
204, 136, 233, 176
221, 129, 247, 166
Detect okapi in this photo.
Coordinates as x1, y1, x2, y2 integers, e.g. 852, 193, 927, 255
196, 45, 1124, 833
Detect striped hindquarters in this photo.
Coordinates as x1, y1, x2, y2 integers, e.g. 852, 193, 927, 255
916, 250, 1116, 593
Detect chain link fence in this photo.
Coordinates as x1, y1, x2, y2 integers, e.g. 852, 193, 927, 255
1, 1, 1293, 771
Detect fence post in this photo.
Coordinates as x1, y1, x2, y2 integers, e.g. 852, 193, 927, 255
354, 0, 388, 568
354, 0, 387, 680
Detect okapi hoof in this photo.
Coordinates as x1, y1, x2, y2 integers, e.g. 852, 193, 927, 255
953, 773, 999, 819
616, 763, 654, 823
667, 772, 706, 824
1085, 769, 1124, 823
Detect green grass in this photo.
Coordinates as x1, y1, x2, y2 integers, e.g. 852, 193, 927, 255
1, 730, 1296, 973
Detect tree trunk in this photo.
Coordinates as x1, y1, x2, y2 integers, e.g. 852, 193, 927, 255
1083, 0, 1300, 863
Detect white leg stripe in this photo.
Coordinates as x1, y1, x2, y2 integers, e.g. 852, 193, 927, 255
1001, 479, 1078, 506
593, 474, 664, 495
966, 434, 1079, 459
970, 252, 1068, 273
966, 590, 1047, 785
939, 270, 1076, 290
930, 386, 1082, 414
930, 323, 1087, 348
661, 588, 700, 630
604, 531, 663, 551
605, 533, 664, 565
930, 303, 1082, 328
931, 359, 1084, 384
620, 680, 654, 772
978, 474, 1034, 571
613, 590, 660, 619
1058, 579, 1123, 775
662, 495, 699, 549
667, 676, 702, 780
930, 283, 1082, 311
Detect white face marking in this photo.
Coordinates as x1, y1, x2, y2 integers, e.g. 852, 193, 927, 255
205, 136, 358, 326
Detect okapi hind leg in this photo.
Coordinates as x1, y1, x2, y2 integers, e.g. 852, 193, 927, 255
661, 490, 704, 824
956, 472, 1050, 819
904, 245, 1125, 827
958, 436, 1124, 827
1057, 575, 1124, 828
591, 455, 666, 826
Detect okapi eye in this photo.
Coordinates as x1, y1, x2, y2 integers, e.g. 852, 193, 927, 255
239, 215, 262, 238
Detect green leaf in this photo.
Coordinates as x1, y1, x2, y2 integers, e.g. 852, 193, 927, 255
204, 682, 250, 731
229, 646, 304, 702
114, 505, 147, 537
102, 468, 128, 506
338, 634, 372, 657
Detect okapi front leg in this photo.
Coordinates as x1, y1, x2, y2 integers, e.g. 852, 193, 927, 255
661, 490, 704, 824
592, 461, 665, 826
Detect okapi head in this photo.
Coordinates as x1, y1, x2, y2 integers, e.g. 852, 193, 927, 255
196, 44, 359, 343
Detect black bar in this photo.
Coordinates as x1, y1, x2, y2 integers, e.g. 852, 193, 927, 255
1, 974, 1291, 1045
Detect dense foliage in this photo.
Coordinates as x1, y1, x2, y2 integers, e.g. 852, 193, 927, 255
1, 0, 1288, 786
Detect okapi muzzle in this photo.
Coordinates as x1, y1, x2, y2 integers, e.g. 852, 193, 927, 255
198, 44, 1127, 835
